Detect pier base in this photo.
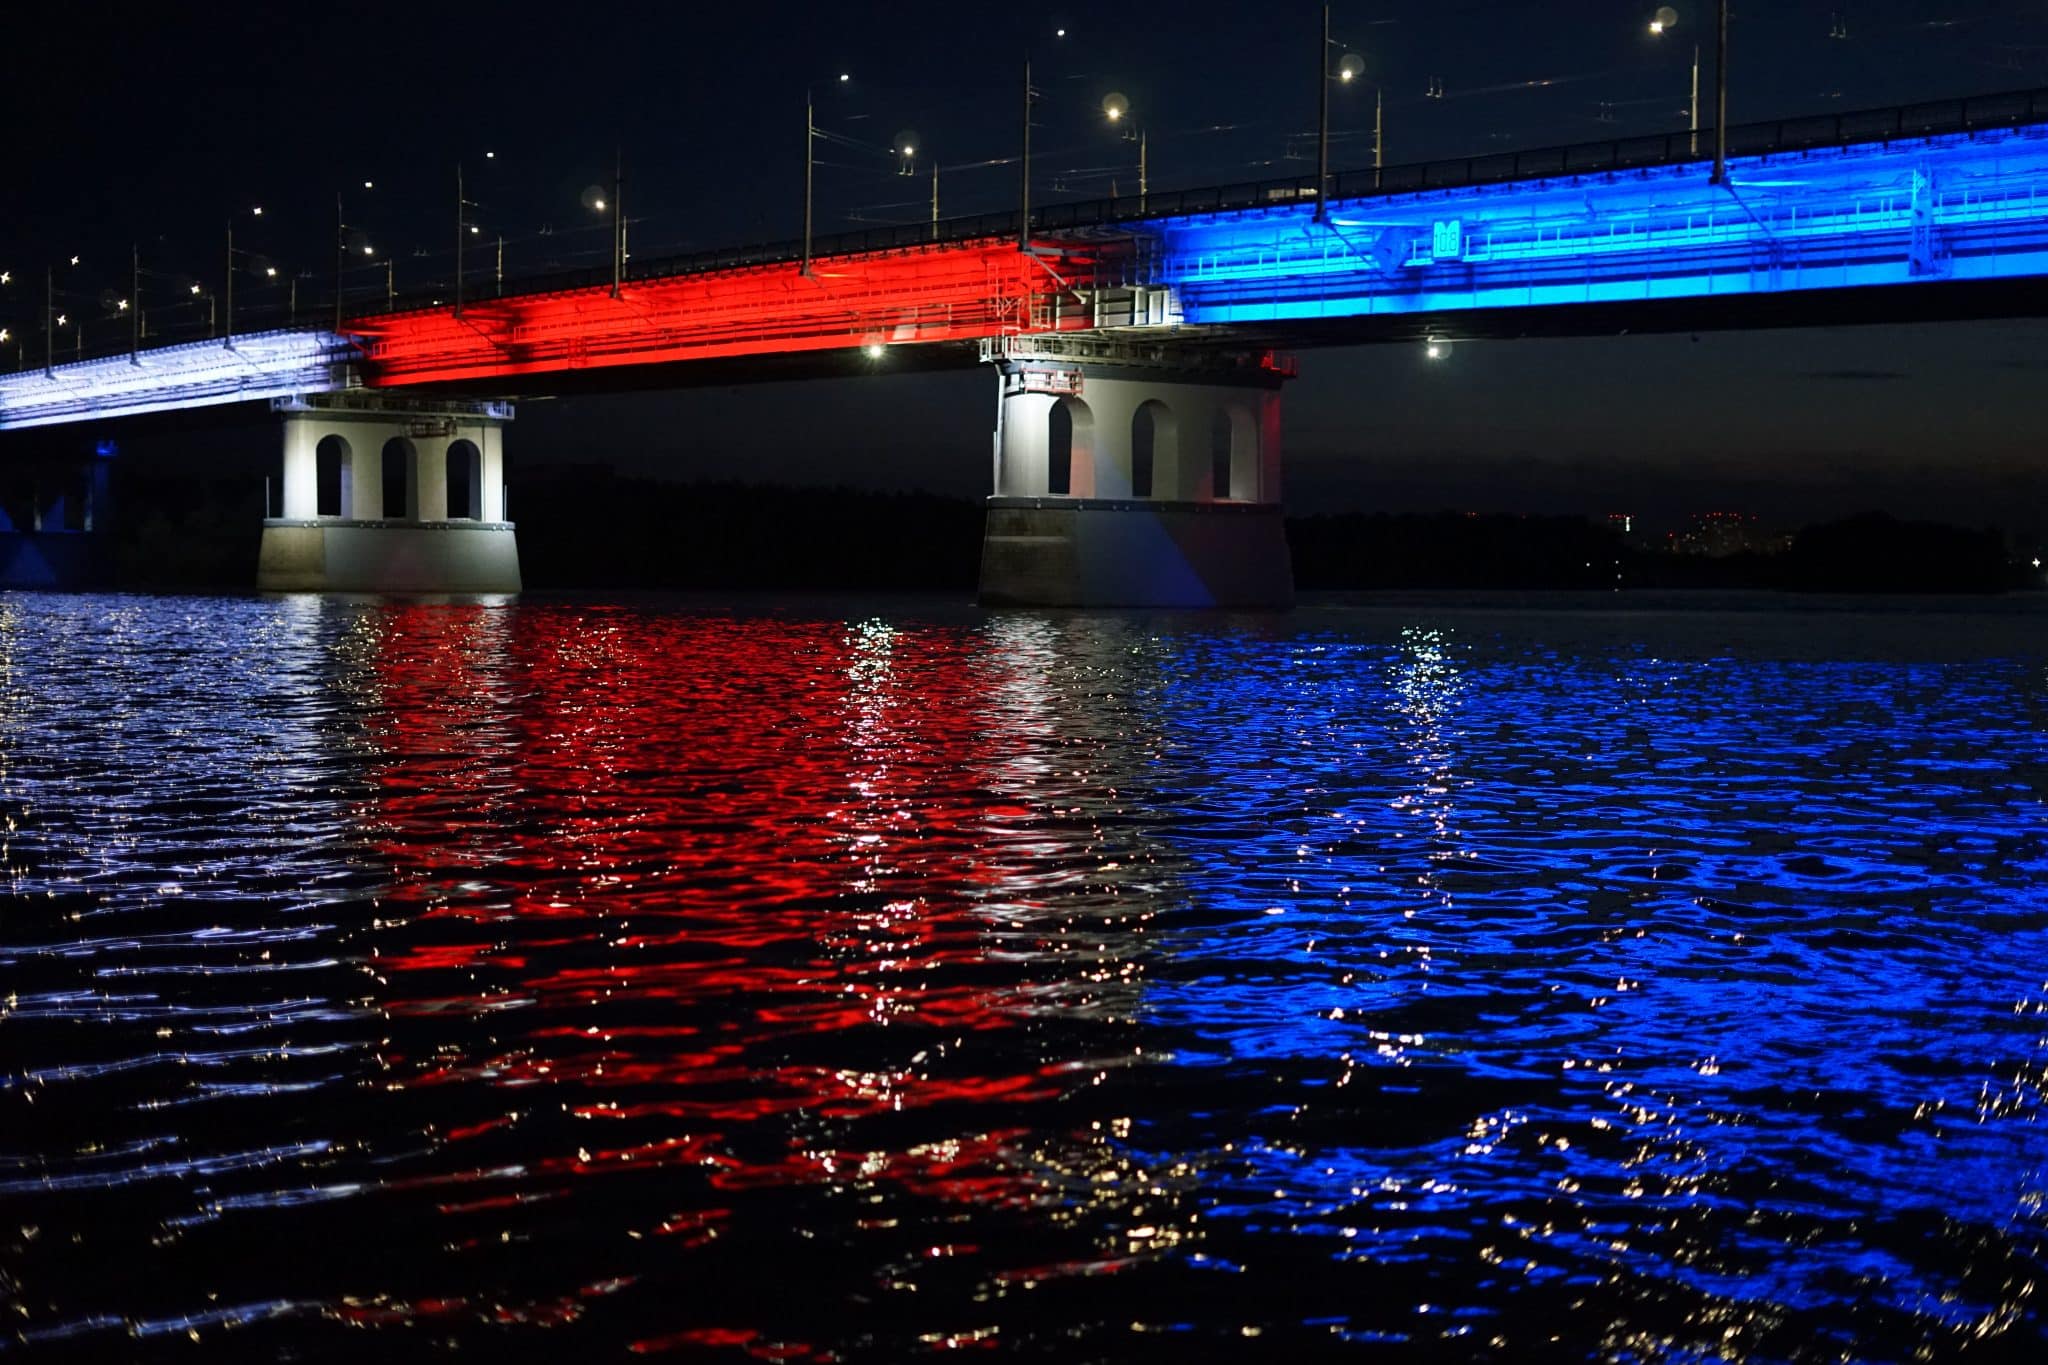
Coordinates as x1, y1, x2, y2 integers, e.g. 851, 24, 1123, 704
980, 498, 1292, 608
255, 394, 520, 593
257, 520, 521, 593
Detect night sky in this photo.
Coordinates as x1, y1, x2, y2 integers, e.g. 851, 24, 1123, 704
6, 1, 2048, 535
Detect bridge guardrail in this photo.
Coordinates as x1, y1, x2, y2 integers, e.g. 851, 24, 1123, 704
26, 84, 2048, 366
243, 83, 2048, 325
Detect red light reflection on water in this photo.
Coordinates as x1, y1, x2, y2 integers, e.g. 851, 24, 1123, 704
345, 604, 1090, 1339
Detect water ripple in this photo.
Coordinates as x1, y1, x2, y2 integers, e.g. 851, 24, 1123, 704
1, 592, 2044, 1359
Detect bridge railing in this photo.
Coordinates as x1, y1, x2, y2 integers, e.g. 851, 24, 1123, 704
30, 83, 2048, 365
362, 84, 2048, 316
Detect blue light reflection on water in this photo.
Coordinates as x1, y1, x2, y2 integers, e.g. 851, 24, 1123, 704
1, 593, 2045, 1359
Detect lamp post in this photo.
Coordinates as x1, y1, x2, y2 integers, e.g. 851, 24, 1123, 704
1317, 6, 1370, 217
803, 73, 853, 277
1714, 0, 1729, 185
1650, 8, 1701, 157
1102, 94, 1148, 213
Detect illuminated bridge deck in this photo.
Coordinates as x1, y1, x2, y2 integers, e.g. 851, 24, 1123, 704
8, 87, 2048, 430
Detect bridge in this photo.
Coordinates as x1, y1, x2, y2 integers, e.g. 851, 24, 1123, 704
7, 87, 2048, 605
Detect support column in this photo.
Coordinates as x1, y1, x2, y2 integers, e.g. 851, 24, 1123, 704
977, 337, 1295, 608
0, 440, 118, 588
257, 394, 521, 593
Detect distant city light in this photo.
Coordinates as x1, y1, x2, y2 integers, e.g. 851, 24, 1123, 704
189, 284, 201, 295
1426, 341, 1448, 359
363, 245, 374, 256
265, 267, 277, 277
69, 256, 80, 266
363, 180, 374, 189
863, 343, 884, 358
593, 197, 607, 211
485, 151, 495, 159
55, 314, 67, 325
470, 225, 480, 234
116, 299, 128, 311
1, 271, 11, 284
838, 72, 851, 82
1056, 27, 1066, 37
252, 206, 263, 216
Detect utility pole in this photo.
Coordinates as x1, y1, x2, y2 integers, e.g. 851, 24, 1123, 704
803, 88, 815, 276
1712, 0, 1729, 185
44, 265, 53, 379
385, 259, 394, 308
1691, 43, 1701, 157
1139, 127, 1148, 212
496, 235, 504, 296
334, 193, 345, 332
456, 162, 465, 318
611, 147, 625, 298
130, 245, 141, 365
1316, 3, 1331, 219
1376, 88, 1384, 171
224, 225, 234, 347
1020, 58, 1032, 251
931, 161, 940, 240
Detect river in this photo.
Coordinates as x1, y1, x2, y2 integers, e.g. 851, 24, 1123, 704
2, 592, 2044, 1360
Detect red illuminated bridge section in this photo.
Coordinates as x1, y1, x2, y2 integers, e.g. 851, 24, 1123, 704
348, 237, 1118, 388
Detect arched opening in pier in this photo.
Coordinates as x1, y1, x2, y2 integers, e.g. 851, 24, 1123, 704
1047, 396, 1093, 497
381, 437, 417, 520
446, 439, 482, 521
315, 435, 352, 518
1212, 404, 1253, 501
1131, 400, 1176, 500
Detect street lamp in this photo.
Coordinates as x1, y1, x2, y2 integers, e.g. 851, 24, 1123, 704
803, 74, 854, 276
1317, 5, 1377, 218
1101, 93, 1148, 212
1649, 6, 1700, 157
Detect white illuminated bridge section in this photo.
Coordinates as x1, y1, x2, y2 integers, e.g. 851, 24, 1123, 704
1148, 125, 2048, 322
0, 330, 353, 431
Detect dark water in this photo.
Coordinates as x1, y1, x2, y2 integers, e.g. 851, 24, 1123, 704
3, 592, 2046, 1361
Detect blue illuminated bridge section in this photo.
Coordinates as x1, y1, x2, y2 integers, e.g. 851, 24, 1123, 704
7, 94, 2048, 431
1142, 120, 2048, 333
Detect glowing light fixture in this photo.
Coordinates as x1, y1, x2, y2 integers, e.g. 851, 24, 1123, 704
363, 180, 374, 189
253, 206, 264, 216
116, 299, 129, 311
863, 343, 885, 358
265, 267, 278, 277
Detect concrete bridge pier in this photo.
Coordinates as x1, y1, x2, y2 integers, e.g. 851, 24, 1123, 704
977, 338, 1295, 608
257, 394, 520, 593
0, 444, 115, 588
